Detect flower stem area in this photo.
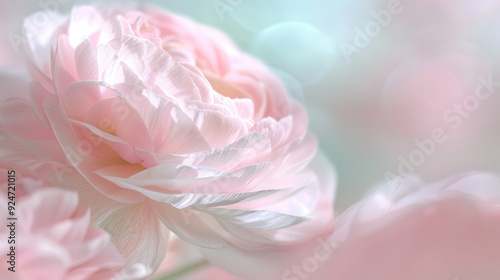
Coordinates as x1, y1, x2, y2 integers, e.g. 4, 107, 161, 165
154, 261, 209, 280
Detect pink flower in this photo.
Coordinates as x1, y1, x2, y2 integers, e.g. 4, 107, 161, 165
0, 5, 335, 277
0, 185, 124, 280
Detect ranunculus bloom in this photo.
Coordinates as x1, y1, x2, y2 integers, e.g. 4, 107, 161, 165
0, 5, 335, 277
0, 185, 124, 280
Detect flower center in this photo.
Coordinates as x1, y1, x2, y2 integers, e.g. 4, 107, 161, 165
203, 70, 249, 99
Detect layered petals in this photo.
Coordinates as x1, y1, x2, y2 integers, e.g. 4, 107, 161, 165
0, 4, 335, 278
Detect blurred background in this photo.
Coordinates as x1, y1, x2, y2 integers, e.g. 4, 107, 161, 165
2, 0, 500, 214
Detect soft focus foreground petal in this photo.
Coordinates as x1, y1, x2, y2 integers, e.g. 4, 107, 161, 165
316, 173, 500, 280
